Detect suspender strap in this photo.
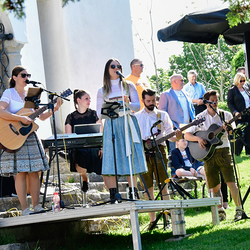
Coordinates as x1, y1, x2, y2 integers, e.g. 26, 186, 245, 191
157, 111, 161, 134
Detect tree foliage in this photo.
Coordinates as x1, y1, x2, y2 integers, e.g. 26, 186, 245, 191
223, 0, 250, 27
0, 0, 80, 19
149, 37, 243, 101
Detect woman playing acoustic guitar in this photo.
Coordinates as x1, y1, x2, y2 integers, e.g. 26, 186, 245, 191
0, 66, 62, 216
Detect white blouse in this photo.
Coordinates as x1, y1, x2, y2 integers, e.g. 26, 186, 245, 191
96, 79, 140, 118
0, 88, 26, 114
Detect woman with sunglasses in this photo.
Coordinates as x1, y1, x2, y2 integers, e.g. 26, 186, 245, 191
0, 66, 62, 215
96, 58, 147, 203
227, 72, 250, 155
65, 89, 103, 192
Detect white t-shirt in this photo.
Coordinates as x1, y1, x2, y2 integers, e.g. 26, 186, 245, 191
186, 109, 235, 149
180, 150, 192, 167
135, 107, 174, 144
0, 88, 25, 113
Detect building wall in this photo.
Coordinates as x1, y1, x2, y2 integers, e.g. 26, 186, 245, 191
3, 0, 134, 139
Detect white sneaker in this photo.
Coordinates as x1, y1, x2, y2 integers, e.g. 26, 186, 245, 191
218, 207, 226, 221
34, 205, 45, 213
22, 207, 31, 216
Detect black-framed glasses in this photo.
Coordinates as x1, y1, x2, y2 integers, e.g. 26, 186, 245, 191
240, 80, 246, 83
20, 73, 31, 78
134, 64, 144, 67
110, 64, 122, 69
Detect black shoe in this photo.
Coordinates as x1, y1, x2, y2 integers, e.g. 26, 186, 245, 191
81, 181, 88, 192
109, 188, 117, 204
129, 187, 140, 200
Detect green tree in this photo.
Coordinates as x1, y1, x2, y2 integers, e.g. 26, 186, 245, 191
149, 37, 242, 101
231, 48, 245, 76
223, 0, 250, 27
0, 0, 80, 19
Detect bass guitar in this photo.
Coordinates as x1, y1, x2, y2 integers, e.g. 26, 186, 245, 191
144, 117, 205, 152
189, 107, 250, 161
0, 88, 72, 151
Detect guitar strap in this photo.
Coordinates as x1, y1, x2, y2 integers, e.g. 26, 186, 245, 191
219, 110, 225, 123
157, 111, 161, 134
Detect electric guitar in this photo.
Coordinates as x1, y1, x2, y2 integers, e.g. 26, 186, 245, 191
0, 88, 72, 151
144, 117, 205, 152
189, 107, 250, 161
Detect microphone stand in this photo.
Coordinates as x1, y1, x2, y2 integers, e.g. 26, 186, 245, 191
29, 87, 72, 209
147, 123, 194, 230
208, 104, 249, 221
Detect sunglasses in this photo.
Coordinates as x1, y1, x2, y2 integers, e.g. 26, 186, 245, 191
134, 64, 144, 67
240, 80, 246, 83
110, 64, 122, 69
20, 73, 31, 78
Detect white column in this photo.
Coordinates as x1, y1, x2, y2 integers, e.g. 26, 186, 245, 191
36, 0, 71, 132
3, 40, 24, 87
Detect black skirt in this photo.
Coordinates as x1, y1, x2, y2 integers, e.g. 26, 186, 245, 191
69, 148, 102, 175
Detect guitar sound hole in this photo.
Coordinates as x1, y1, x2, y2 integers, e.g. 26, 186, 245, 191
207, 132, 214, 140
19, 122, 29, 127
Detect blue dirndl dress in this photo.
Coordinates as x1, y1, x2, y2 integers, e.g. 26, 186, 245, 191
102, 114, 147, 176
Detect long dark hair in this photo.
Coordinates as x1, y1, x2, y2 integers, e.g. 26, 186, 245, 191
73, 89, 89, 109
103, 58, 127, 95
9, 66, 26, 88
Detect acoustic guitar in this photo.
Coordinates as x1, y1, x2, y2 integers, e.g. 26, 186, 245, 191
189, 107, 250, 161
144, 117, 205, 152
0, 88, 72, 151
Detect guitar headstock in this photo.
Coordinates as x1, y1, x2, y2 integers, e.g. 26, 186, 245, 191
60, 88, 73, 98
241, 107, 250, 116
192, 117, 206, 126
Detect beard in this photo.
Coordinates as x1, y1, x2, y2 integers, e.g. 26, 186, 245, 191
145, 103, 155, 111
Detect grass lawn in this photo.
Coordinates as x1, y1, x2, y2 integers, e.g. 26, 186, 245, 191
1, 152, 250, 249
53, 152, 250, 250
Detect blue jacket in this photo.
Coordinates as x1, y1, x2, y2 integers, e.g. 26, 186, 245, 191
159, 88, 195, 128
171, 147, 203, 173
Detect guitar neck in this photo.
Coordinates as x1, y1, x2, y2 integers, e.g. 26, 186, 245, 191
214, 108, 249, 135
155, 122, 195, 145
28, 97, 57, 120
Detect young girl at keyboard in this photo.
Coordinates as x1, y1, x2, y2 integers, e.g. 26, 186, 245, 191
65, 89, 102, 193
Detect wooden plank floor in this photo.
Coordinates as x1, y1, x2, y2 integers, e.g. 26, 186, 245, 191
0, 198, 221, 228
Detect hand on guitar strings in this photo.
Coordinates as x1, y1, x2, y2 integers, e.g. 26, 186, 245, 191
197, 136, 207, 149
175, 129, 182, 140
20, 116, 32, 125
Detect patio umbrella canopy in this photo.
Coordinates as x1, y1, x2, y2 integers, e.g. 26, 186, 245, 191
157, 6, 250, 45
157, 5, 250, 77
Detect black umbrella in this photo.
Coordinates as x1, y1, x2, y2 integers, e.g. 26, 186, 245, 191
157, 5, 250, 76
157, 6, 250, 45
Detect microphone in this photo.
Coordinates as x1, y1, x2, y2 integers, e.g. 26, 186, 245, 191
203, 99, 216, 105
116, 70, 125, 78
152, 120, 162, 128
25, 80, 42, 86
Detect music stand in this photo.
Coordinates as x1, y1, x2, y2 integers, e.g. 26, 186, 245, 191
98, 101, 134, 204
24, 87, 43, 109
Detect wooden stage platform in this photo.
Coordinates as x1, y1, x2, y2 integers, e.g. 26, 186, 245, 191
0, 198, 221, 250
